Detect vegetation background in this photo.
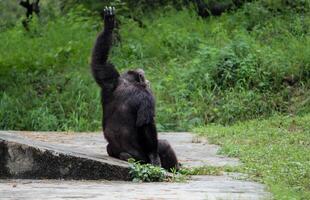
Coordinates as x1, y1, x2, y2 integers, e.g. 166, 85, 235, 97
0, 0, 309, 199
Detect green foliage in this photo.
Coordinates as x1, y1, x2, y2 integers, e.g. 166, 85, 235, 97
195, 114, 310, 199
128, 159, 167, 182
0, 6, 102, 131
0, 2, 310, 131
0, 1, 24, 29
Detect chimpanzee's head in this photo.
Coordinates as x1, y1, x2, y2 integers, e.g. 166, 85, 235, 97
121, 69, 150, 87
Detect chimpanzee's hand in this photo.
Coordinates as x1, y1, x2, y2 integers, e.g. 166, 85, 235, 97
103, 6, 115, 31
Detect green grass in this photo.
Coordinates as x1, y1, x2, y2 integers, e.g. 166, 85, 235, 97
195, 114, 310, 199
179, 165, 239, 176
0, 6, 102, 131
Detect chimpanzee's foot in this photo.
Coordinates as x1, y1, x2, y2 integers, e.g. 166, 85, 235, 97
106, 143, 118, 158
149, 153, 161, 167
119, 152, 134, 161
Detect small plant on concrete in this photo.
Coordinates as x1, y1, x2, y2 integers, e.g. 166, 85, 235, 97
128, 159, 167, 182
178, 166, 229, 176
169, 167, 188, 182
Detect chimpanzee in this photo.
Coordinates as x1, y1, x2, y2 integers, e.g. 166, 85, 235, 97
90, 7, 179, 171
19, 0, 40, 30
19, 0, 40, 18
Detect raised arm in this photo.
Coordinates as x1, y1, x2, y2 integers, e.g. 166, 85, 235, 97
91, 7, 120, 93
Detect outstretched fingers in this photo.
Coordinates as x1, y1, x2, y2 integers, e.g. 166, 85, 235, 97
103, 6, 115, 30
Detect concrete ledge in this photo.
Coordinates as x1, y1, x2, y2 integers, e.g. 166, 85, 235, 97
0, 132, 130, 180
0, 131, 271, 199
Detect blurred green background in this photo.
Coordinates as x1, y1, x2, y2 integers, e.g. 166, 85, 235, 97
0, 0, 309, 131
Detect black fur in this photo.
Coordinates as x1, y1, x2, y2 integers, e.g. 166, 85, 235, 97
91, 7, 179, 171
